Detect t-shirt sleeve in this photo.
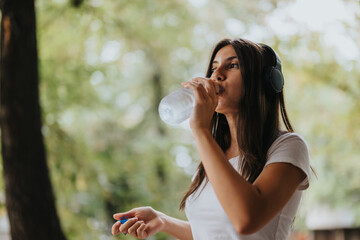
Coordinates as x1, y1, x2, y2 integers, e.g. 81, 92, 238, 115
265, 133, 311, 190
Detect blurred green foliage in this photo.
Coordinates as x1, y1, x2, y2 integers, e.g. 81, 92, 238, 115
1, 0, 360, 239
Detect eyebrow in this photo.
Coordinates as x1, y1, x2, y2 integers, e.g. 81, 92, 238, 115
212, 56, 238, 64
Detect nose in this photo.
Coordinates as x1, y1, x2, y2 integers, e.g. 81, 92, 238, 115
211, 69, 225, 82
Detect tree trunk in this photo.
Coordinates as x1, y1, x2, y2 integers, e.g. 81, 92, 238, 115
0, 0, 66, 239
151, 67, 165, 136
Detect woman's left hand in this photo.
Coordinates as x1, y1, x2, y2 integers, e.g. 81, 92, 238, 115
181, 77, 218, 131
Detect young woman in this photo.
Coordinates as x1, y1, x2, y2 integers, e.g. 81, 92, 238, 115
111, 38, 311, 240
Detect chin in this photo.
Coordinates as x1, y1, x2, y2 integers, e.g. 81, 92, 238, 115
215, 107, 225, 114
215, 105, 238, 115
215, 101, 227, 114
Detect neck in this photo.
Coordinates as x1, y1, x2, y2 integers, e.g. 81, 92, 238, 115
224, 112, 240, 159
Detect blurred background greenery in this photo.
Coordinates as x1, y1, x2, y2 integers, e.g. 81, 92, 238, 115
0, 0, 359, 239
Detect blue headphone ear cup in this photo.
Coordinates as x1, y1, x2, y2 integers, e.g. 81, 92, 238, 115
265, 66, 284, 94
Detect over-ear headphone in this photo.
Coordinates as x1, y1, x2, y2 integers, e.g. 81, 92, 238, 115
260, 44, 284, 94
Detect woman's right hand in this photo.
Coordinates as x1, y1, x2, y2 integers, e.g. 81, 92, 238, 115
112, 206, 165, 239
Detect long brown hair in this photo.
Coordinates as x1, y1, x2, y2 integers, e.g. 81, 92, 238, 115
179, 38, 293, 210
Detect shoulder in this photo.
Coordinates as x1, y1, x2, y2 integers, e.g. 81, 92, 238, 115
267, 132, 308, 158
266, 132, 311, 190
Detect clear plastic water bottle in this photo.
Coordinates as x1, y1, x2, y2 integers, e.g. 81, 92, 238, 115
158, 88, 194, 125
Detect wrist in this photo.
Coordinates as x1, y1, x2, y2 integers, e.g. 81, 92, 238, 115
156, 210, 168, 232
191, 127, 212, 137
189, 118, 212, 132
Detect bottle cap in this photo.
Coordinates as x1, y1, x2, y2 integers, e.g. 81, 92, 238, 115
119, 218, 128, 224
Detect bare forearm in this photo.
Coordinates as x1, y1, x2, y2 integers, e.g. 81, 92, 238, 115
192, 129, 261, 228
160, 213, 193, 240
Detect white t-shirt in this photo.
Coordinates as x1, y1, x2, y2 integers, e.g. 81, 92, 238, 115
185, 132, 311, 240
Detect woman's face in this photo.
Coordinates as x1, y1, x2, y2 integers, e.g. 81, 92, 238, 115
210, 45, 243, 114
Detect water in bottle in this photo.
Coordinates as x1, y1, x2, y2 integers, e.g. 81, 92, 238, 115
158, 88, 194, 125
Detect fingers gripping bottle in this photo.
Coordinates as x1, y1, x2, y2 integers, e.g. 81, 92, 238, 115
158, 88, 195, 125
